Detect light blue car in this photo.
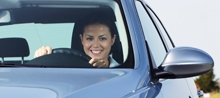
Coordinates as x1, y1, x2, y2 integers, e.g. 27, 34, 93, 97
0, 0, 213, 98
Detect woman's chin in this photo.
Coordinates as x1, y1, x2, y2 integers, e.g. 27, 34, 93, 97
92, 56, 102, 59
90, 55, 105, 60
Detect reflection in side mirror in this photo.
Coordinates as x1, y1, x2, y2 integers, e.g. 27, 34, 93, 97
0, 10, 11, 23
155, 47, 214, 79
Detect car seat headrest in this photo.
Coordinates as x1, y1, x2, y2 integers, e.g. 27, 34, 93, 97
0, 38, 29, 63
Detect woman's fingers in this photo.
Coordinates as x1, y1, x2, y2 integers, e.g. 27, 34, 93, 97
89, 58, 98, 65
89, 58, 108, 68
34, 46, 52, 58
96, 62, 107, 68
44, 46, 52, 54
34, 48, 42, 58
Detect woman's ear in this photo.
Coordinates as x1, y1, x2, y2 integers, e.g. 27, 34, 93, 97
79, 34, 83, 45
111, 34, 116, 45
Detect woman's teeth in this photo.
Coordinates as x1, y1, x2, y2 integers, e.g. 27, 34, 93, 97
92, 50, 101, 54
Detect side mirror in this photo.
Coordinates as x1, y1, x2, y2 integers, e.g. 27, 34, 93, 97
155, 47, 214, 79
0, 10, 12, 23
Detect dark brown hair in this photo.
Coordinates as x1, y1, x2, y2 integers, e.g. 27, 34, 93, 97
81, 11, 117, 38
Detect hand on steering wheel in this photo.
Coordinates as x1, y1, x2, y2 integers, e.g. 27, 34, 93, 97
53, 48, 109, 68
33, 47, 109, 68
28, 47, 94, 68
89, 58, 109, 68
34, 46, 52, 58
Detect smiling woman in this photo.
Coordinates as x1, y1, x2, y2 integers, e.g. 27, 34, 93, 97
34, 12, 120, 68
80, 12, 118, 68
0, 0, 131, 68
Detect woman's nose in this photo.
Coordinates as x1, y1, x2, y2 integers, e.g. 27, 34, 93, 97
92, 39, 99, 47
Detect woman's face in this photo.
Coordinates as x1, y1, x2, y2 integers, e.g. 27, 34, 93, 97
80, 24, 116, 61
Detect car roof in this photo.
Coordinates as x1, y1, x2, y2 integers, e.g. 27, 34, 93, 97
0, 0, 117, 24
0, 0, 115, 9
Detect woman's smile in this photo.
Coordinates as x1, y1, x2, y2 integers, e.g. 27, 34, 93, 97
91, 50, 102, 55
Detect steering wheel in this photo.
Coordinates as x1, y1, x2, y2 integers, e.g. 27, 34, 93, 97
52, 48, 91, 61
26, 48, 93, 68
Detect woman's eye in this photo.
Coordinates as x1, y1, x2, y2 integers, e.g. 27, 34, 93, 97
86, 38, 93, 41
100, 38, 106, 41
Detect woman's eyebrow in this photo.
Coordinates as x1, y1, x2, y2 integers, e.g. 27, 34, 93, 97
99, 34, 106, 37
85, 34, 93, 37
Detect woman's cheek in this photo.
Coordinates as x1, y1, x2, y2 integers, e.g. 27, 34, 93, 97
105, 41, 112, 48
101, 42, 111, 53
83, 42, 91, 54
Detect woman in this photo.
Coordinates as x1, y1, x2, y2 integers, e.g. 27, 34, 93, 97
34, 12, 119, 68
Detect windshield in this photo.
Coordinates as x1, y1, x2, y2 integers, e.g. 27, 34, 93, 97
0, 0, 132, 68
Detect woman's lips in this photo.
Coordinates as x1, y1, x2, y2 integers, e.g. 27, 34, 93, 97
91, 50, 102, 55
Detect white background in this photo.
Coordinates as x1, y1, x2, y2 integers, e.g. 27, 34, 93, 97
146, 0, 220, 79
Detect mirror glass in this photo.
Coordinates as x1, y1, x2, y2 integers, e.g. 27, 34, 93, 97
0, 10, 11, 23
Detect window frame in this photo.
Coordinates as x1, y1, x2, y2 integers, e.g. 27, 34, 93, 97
135, 0, 168, 67
144, 3, 175, 49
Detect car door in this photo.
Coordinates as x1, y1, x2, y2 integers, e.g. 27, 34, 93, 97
135, 1, 194, 98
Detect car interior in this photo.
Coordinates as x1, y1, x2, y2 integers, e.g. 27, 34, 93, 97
0, 0, 134, 68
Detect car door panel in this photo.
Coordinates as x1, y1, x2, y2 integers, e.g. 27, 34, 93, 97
123, 83, 163, 98
160, 79, 193, 98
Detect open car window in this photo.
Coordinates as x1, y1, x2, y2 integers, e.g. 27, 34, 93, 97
0, 0, 133, 68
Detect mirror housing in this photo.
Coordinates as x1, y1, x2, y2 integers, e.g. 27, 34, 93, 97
0, 10, 11, 23
155, 47, 214, 79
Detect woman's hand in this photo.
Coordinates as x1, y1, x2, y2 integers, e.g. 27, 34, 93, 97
89, 58, 109, 68
34, 46, 52, 58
